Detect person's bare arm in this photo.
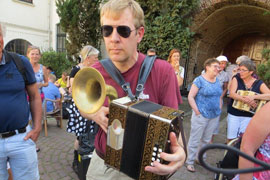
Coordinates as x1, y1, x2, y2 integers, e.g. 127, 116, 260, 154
188, 84, 200, 115
41, 65, 49, 87
239, 102, 270, 180
24, 83, 42, 142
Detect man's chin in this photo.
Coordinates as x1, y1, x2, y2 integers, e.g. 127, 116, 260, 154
110, 54, 124, 62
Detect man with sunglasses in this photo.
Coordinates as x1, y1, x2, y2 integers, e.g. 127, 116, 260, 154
80, 0, 186, 179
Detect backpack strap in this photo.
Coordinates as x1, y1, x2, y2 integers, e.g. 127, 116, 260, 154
100, 55, 156, 101
5, 51, 28, 85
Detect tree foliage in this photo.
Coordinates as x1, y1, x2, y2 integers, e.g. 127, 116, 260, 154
56, 0, 102, 60
137, 0, 200, 60
257, 48, 270, 87
40, 51, 75, 78
56, 0, 199, 61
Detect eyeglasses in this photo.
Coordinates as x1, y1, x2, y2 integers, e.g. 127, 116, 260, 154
238, 69, 249, 73
101, 25, 138, 38
211, 65, 220, 69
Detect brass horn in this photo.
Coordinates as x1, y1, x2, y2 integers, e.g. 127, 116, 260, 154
72, 67, 118, 114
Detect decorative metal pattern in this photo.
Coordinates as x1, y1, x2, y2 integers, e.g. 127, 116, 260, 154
105, 103, 128, 170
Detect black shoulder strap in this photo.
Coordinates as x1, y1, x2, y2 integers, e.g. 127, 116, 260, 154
5, 51, 28, 84
100, 55, 156, 101
100, 58, 136, 101
135, 55, 156, 97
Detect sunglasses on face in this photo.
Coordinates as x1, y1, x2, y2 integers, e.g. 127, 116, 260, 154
101, 25, 138, 38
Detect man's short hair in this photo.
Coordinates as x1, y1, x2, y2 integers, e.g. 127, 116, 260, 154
100, 0, 145, 28
49, 74, 57, 83
147, 48, 156, 53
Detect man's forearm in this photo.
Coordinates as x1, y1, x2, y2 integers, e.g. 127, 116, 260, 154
30, 97, 42, 131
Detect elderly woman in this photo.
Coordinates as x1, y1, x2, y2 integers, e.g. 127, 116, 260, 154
186, 58, 223, 172
167, 49, 185, 87
227, 60, 270, 143
232, 101, 270, 180
66, 45, 99, 174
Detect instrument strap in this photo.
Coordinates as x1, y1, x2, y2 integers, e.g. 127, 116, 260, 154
100, 55, 156, 101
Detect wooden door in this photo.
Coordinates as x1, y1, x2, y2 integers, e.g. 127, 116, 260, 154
223, 33, 270, 65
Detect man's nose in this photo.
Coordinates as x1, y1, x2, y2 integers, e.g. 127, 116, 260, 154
110, 28, 121, 42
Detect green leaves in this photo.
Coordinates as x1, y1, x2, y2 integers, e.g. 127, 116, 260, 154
257, 49, 270, 87
56, 0, 102, 59
137, 0, 199, 60
40, 51, 76, 78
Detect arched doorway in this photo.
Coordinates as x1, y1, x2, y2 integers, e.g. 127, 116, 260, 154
186, 0, 270, 86
223, 33, 270, 65
5, 39, 31, 56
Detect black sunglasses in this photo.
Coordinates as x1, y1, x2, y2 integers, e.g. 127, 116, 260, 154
101, 25, 138, 38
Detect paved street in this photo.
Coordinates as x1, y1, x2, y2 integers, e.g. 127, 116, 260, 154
37, 97, 228, 180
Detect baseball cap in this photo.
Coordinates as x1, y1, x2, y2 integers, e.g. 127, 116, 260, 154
216, 55, 228, 62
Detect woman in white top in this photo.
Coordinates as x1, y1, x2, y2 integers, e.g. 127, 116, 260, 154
167, 49, 185, 87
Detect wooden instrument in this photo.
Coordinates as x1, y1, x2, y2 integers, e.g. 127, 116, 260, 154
105, 97, 185, 180
232, 90, 267, 114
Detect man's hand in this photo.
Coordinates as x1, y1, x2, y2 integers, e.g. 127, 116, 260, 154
144, 132, 186, 175
24, 128, 41, 142
80, 106, 109, 133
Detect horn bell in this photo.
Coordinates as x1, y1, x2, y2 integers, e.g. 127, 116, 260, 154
72, 67, 117, 114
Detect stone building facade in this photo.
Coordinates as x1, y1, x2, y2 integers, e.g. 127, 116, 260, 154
185, 0, 270, 87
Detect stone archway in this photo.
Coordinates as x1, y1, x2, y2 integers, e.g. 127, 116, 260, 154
186, 0, 270, 86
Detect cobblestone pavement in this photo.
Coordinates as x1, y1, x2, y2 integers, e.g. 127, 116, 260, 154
37, 97, 228, 180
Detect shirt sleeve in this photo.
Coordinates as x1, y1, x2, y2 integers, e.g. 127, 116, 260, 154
193, 76, 201, 89
70, 66, 80, 78
19, 55, 36, 85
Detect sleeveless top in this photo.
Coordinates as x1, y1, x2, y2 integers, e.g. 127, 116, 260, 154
228, 74, 263, 117
35, 64, 44, 93
233, 136, 270, 180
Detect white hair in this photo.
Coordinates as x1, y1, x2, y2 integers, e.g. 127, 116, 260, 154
236, 55, 251, 64
80, 45, 99, 62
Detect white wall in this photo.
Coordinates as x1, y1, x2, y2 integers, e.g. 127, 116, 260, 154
0, 0, 59, 51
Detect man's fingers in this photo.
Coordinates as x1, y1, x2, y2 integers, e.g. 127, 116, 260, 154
145, 161, 177, 175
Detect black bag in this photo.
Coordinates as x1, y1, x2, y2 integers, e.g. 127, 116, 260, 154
213, 138, 242, 180
77, 121, 99, 180
78, 121, 99, 156
220, 137, 242, 169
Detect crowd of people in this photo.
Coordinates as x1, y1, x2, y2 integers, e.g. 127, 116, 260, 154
1, 0, 270, 180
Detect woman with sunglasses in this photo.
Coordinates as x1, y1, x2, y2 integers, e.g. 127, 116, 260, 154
186, 58, 223, 172
227, 60, 270, 143
167, 49, 184, 87
66, 45, 99, 175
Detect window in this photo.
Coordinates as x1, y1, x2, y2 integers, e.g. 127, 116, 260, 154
19, 0, 33, 4
56, 24, 66, 53
5, 39, 31, 56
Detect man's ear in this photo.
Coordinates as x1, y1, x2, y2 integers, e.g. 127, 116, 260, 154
137, 26, 144, 43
